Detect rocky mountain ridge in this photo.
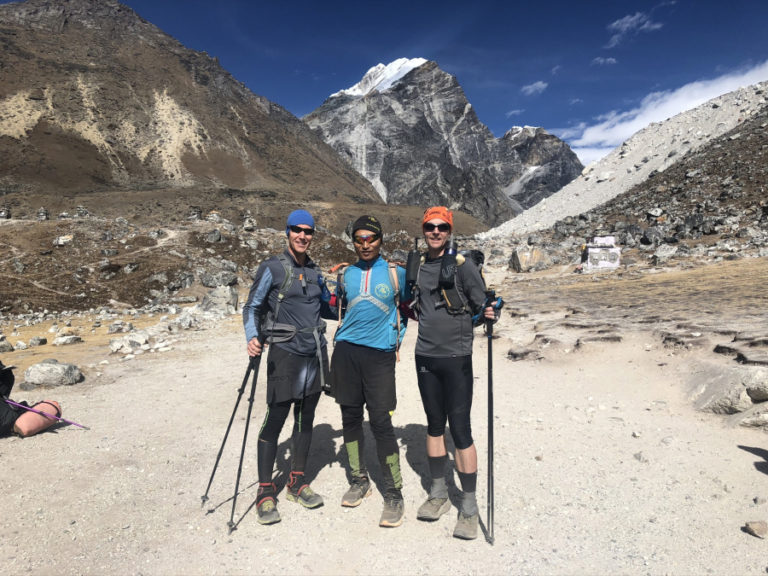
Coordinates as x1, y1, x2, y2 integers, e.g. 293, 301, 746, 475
474, 83, 768, 280
486, 80, 768, 238
305, 60, 583, 226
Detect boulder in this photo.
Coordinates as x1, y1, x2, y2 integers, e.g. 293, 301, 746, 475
23, 359, 82, 387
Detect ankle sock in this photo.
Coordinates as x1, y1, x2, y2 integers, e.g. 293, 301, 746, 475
429, 476, 448, 499
460, 491, 478, 516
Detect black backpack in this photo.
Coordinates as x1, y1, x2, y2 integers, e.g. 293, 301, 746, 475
0, 361, 22, 436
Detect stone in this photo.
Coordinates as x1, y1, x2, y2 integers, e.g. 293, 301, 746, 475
23, 360, 82, 387
743, 521, 768, 538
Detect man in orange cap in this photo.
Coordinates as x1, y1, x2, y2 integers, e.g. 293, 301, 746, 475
412, 206, 499, 540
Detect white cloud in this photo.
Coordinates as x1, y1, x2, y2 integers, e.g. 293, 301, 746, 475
551, 65, 562, 75
562, 59, 768, 165
505, 109, 525, 118
569, 147, 611, 167
606, 12, 663, 48
591, 57, 617, 66
521, 81, 548, 96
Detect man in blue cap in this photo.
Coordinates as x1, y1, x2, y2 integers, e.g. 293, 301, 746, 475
242, 209, 335, 525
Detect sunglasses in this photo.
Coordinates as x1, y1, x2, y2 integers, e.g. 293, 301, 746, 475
289, 225, 315, 236
353, 233, 381, 245
423, 223, 451, 232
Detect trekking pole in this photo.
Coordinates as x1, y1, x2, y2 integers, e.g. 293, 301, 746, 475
200, 355, 257, 508
484, 289, 502, 545
228, 352, 262, 533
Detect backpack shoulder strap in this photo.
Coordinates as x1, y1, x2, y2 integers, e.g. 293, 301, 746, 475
276, 253, 294, 297
387, 261, 403, 361
271, 253, 295, 325
388, 262, 400, 306
336, 264, 349, 326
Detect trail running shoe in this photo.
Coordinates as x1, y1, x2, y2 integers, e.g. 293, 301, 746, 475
416, 497, 451, 521
256, 497, 281, 525
453, 512, 478, 540
379, 495, 404, 528
286, 483, 324, 509
341, 476, 372, 508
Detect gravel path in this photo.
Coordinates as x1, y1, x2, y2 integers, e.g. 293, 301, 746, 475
2, 300, 768, 575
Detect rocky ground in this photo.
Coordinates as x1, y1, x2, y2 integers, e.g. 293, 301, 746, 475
1, 256, 768, 575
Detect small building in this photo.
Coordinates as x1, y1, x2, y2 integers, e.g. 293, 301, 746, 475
581, 236, 621, 271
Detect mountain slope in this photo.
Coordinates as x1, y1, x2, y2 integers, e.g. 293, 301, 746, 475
0, 0, 379, 210
484, 80, 768, 238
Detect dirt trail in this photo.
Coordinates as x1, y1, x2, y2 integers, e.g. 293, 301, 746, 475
2, 260, 768, 575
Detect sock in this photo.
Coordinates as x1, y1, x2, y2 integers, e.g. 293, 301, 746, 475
428, 454, 447, 480
429, 476, 448, 499
456, 470, 478, 516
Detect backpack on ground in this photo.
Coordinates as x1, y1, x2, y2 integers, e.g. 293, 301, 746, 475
1, 362, 62, 438
13, 400, 62, 437
0, 361, 20, 436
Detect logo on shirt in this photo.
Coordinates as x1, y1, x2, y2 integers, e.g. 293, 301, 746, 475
374, 283, 392, 299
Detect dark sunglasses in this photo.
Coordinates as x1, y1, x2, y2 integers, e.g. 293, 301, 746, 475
423, 222, 451, 232
289, 225, 315, 236
353, 233, 381, 245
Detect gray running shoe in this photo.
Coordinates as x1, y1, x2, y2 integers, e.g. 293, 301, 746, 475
341, 476, 372, 507
416, 497, 451, 521
453, 512, 478, 540
256, 497, 281, 525
286, 483, 324, 509
379, 495, 404, 528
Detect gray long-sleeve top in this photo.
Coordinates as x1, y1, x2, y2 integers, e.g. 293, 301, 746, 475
242, 250, 334, 356
414, 255, 488, 358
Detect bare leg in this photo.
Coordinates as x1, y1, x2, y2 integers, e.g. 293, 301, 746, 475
454, 443, 477, 474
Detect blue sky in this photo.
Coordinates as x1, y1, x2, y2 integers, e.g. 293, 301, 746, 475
11, 0, 768, 165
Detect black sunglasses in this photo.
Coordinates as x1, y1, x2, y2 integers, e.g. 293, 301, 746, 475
423, 223, 451, 232
289, 225, 315, 236
353, 233, 381, 245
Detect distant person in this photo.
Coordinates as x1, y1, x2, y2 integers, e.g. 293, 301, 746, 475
242, 209, 335, 525
329, 215, 411, 527
411, 206, 500, 540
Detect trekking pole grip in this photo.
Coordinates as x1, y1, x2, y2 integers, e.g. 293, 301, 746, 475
484, 289, 496, 336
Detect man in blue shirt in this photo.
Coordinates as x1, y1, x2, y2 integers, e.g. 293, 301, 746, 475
330, 215, 410, 528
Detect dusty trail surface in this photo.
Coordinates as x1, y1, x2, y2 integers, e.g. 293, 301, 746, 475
2, 259, 768, 575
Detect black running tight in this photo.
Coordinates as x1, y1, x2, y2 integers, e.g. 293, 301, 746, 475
257, 393, 320, 482
415, 354, 474, 449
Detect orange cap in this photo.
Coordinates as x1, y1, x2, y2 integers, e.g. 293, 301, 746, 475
422, 206, 453, 229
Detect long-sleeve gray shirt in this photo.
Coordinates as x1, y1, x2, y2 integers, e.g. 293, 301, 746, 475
414, 255, 488, 358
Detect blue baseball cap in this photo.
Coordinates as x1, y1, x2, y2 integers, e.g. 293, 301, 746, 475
286, 209, 315, 236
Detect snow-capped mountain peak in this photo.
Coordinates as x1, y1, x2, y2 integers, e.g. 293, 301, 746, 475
331, 57, 427, 98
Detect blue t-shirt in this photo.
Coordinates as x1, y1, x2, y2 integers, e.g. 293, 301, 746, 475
334, 256, 409, 352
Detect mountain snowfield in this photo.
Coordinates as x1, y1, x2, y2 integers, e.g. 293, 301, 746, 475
331, 57, 427, 98
481, 80, 768, 240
